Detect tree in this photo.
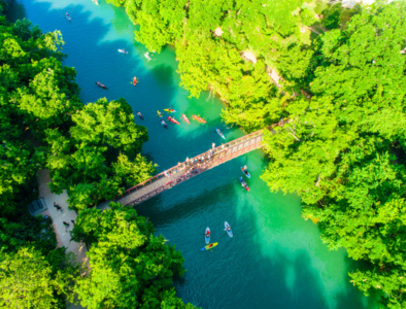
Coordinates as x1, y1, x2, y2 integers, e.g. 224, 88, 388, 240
71, 203, 197, 309
0, 248, 78, 309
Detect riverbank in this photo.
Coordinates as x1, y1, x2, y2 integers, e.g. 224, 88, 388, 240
9, 1, 381, 308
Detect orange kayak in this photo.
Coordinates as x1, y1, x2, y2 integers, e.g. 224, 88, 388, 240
133, 77, 137, 86
192, 115, 206, 123
182, 114, 190, 124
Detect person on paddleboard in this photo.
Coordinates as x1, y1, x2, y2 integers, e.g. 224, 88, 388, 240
227, 226, 231, 231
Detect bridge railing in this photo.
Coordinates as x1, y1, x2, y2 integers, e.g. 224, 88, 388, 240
124, 127, 267, 196
123, 121, 285, 197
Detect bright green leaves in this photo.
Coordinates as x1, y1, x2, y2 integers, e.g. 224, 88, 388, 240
46, 98, 153, 209
0, 248, 78, 309
71, 204, 196, 309
2, 37, 26, 58
71, 98, 147, 156
113, 153, 157, 188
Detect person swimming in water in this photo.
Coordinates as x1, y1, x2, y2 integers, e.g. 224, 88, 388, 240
66, 13, 71, 21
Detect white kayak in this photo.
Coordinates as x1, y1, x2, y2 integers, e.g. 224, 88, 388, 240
118, 49, 128, 54
224, 222, 233, 237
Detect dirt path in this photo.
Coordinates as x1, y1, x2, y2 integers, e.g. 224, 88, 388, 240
37, 169, 88, 309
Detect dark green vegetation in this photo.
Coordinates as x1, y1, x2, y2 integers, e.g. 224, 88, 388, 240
109, 0, 406, 307
71, 203, 194, 309
0, 2, 194, 307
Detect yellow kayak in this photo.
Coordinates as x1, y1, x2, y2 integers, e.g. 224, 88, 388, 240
200, 243, 218, 251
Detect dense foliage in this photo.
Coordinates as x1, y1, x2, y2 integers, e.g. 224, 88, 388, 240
0, 248, 78, 309
0, 6, 191, 308
108, 0, 359, 130
71, 203, 196, 309
109, 0, 406, 307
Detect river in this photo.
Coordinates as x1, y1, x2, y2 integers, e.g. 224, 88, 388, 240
7, 1, 378, 308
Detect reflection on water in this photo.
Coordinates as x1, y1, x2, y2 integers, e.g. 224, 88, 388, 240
9, 0, 379, 308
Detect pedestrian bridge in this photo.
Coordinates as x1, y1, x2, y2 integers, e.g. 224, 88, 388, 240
98, 122, 281, 210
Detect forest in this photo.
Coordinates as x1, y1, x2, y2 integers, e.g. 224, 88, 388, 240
106, 0, 406, 308
0, 1, 196, 308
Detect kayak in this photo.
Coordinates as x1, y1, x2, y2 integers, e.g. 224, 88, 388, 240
216, 128, 226, 140
239, 177, 250, 191
118, 49, 128, 54
144, 52, 151, 60
167, 116, 180, 125
205, 227, 210, 244
192, 115, 206, 123
133, 76, 137, 86
200, 243, 218, 251
164, 108, 176, 113
241, 166, 251, 178
136, 111, 144, 120
224, 222, 233, 238
182, 114, 190, 124
161, 120, 168, 129
95, 81, 107, 89
157, 111, 163, 119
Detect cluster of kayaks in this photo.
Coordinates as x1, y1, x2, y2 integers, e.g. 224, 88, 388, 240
155, 109, 207, 129
200, 222, 233, 251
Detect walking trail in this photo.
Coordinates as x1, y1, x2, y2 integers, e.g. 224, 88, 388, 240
37, 169, 88, 309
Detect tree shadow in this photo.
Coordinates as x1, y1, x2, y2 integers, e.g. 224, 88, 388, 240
5, 0, 27, 21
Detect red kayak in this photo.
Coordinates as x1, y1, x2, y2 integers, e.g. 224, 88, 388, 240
192, 115, 206, 124
133, 76, 138, 86
182, 114, 190, 124
239, 177, 250, 191
168, 116, 180, 125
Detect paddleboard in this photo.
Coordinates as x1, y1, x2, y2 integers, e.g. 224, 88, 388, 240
216, 128, 226, 139
239, 176, 250, 191
200, 243, 218, 251
161, 120, 168, 129
205, 227, 210, 244
225, 222, 233, 237
118, 49, 128, 54
241, 166, 251, 178
182, 114, 190, 124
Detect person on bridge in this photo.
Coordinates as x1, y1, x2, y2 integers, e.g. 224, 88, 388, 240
164, 171, 169, 177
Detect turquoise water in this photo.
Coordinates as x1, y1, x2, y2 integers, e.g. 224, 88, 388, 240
8, 1, 379, 308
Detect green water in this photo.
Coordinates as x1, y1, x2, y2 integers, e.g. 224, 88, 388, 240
8, 1, 379, 308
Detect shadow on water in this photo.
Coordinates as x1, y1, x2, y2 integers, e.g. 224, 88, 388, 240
136, 156, 379, 309
151, 64, 175, 88
14, 1, 380, 308
6, 0, 27, 21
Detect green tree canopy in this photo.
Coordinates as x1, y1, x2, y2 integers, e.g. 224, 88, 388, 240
71, 203, 197, 309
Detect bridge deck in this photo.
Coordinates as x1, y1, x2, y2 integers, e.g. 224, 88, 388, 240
98, 121, 283, 209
